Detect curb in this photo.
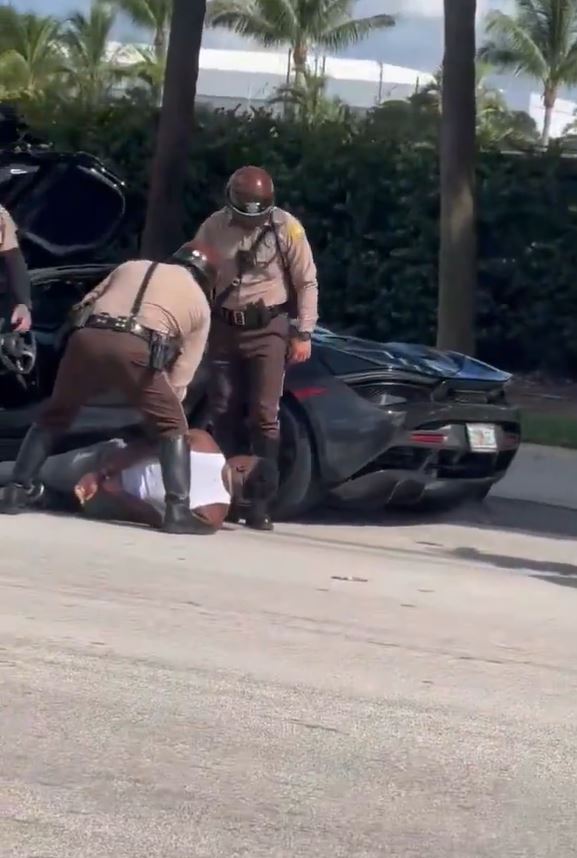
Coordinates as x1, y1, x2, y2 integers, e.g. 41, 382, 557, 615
491, 443, 577, 509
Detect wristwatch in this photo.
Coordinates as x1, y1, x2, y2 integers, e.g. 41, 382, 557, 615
292, 329, 311, 342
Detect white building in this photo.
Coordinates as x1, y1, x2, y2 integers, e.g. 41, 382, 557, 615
109, 43, 435, 112
529, 93, 576, 139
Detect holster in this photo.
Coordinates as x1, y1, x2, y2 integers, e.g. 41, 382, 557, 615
70, 302, 95, 330
149, 331, 181, 372
251, 299, 273, 327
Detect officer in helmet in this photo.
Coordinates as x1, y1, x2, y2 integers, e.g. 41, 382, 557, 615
0, 241, 221, 534
193, 166, 319, 531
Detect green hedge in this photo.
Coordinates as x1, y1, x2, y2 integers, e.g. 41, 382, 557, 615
19, 99, 577, 375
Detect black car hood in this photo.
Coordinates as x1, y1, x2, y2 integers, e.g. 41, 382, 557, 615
0, 146, 126, 267
314, 328, 511, 383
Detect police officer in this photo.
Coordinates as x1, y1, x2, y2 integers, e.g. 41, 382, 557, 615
193, 165, 319, 531
0, 241, 220, 534
0, 204, 32, 333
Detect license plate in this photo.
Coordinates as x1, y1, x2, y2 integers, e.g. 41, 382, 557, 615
466, 423, 498, 452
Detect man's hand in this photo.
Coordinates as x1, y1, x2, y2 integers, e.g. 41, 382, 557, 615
11, 304, 31, 333
288, 337, 312, 365
74, 471, 101, 505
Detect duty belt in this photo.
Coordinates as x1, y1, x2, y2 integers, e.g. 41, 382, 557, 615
84, 313, 177, 348
215, 302, 288, 329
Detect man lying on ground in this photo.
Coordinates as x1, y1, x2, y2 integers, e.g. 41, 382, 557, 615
0, 428, 277, 534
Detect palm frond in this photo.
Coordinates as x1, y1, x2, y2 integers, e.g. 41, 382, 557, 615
0, 11, 63, 95
97, 0, 171, 31
554, 39, 577, 85
318, 13, 395, 52
481, 10, 548, 78
205, 0, 291, 42
207, 0, 395, 55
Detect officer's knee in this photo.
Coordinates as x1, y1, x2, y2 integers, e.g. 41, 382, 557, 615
38, 404, 77, 432
249, 410, 279, 438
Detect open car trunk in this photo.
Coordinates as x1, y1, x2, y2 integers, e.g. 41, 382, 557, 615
0, 150, 126, 268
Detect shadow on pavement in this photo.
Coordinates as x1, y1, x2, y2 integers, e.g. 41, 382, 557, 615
533, 575, 577, 589
445, 545, 577, 591
294, 497, 577, 543
450, 546, 577, 577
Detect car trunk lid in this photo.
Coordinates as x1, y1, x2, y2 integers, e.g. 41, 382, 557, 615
0, 147, 126, 267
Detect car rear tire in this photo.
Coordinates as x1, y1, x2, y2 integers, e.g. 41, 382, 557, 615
188, 397, 321, 520
274, 399, 321, 520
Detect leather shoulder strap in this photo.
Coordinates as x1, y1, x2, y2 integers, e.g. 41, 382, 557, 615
270, 218, 292, 282
130, 262, 160, 318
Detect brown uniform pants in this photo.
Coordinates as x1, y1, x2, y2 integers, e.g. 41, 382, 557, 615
39, 328, 187, 438
208, 314, 289, 457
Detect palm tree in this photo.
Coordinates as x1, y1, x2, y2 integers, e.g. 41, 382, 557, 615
437, 0, 477, 355
479, 0, 577, 146
97, 0, 172, 61
268, 68, 349, 124
61, 5, 125, 108
0, 8, 62, 99
141, 0, 206, 258
205, 0, 395, 84
412, 61, 538, 147
126, 44, 166, 101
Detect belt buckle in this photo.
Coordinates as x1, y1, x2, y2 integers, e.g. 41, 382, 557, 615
232, 310, 245, 327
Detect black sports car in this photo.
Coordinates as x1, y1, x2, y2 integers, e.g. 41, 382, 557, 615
0, 142, 521, 518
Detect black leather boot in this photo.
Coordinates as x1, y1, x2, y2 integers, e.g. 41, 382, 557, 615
158, 435, 216, 535
245, 434, 279, 532
225, 501, 243, 524
245, 499, 274, 531
0, 424, 54, 515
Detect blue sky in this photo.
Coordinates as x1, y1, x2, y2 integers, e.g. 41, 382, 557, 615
8, 0, 507, 68
5, 0, 556, 110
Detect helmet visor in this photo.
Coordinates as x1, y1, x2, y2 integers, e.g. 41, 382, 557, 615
226, 186, 274, 218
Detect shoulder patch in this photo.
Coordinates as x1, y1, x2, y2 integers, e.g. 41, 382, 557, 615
286, 218, 305, 243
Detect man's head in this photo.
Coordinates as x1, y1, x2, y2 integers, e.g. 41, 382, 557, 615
171, 240, 221, 294
225, 166, 275, 228
226, 454, 278, 504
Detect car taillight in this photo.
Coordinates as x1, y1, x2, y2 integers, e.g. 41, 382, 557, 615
409, 431, 448, 445
292, 386, 328, 401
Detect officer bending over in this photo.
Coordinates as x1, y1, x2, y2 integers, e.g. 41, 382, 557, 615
0, 242, 220, 534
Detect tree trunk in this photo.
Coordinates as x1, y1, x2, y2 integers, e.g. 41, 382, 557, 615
541, 84, 556, 147
437, 0, 477, 355
154, 28, 166, 62
292, 41, 307, 86
141, 0, 206, 259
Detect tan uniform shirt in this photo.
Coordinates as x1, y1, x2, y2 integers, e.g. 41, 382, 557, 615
0, 205, 19, 253
82, 259, 211, 400
194, 207, 319, 333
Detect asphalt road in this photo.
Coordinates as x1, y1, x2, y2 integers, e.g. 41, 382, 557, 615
2, 500, 577, 858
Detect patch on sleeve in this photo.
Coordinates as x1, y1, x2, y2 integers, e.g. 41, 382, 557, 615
286, 218, 305, 243
0, 205, 17, 251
